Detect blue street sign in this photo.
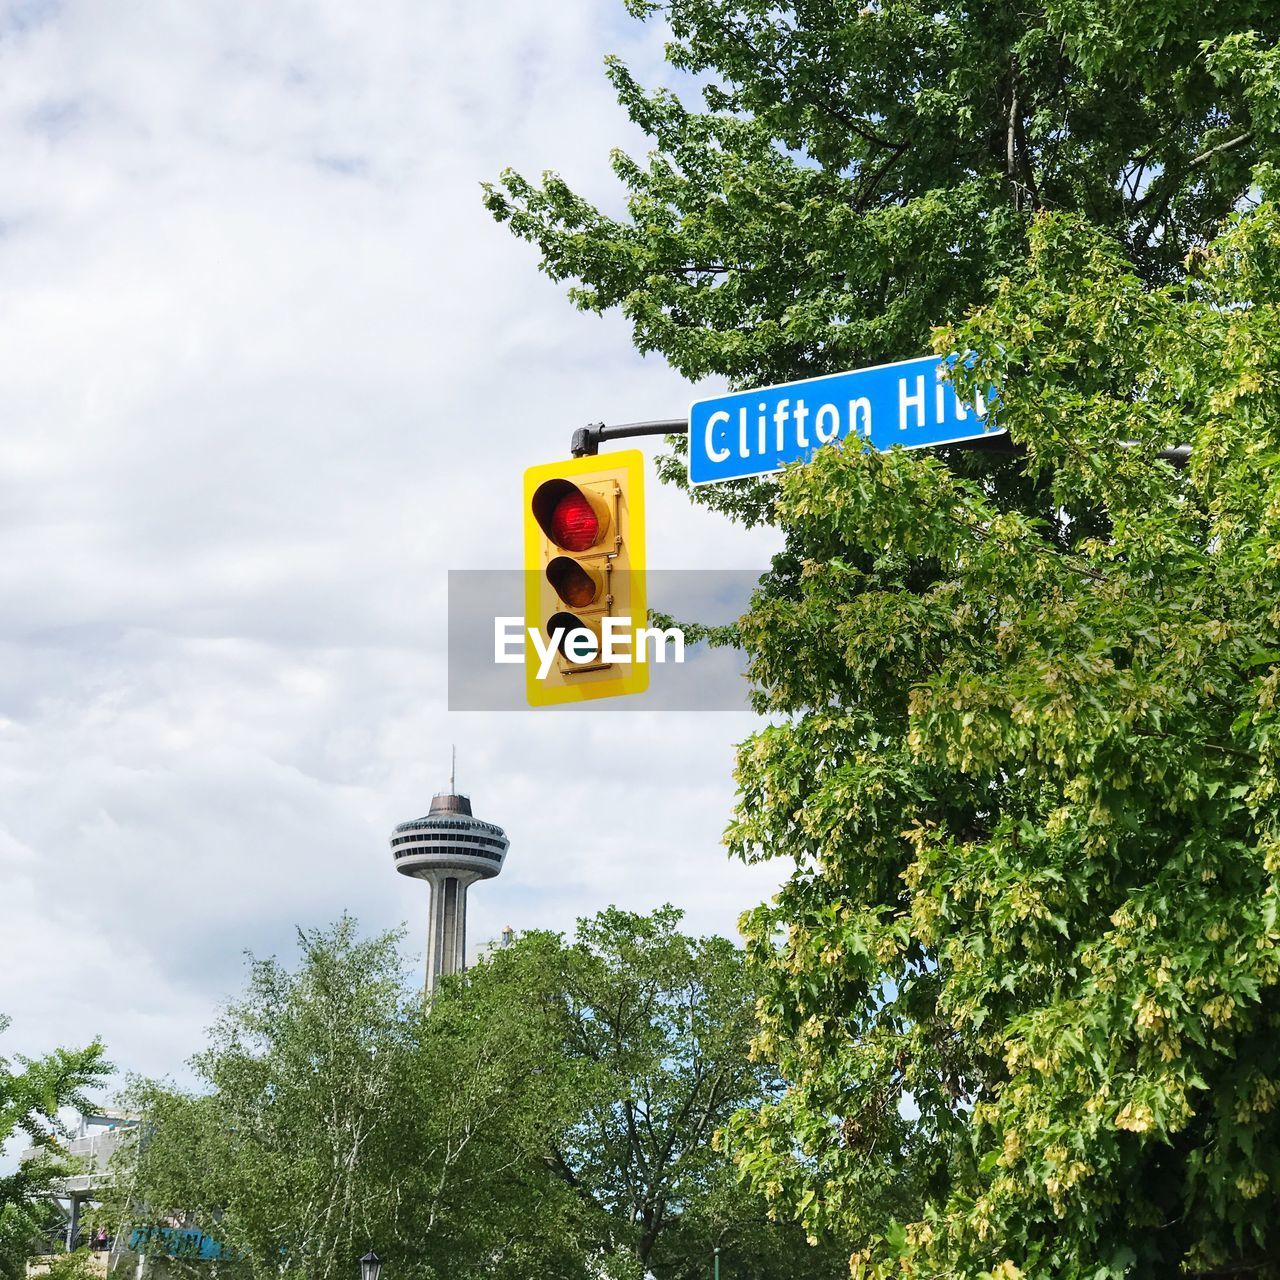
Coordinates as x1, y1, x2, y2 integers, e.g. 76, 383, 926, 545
688, 354, 1001, 485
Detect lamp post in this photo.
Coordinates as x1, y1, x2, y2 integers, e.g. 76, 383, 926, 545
713, 1245, 720, 1280
359, 1251, 381, 1280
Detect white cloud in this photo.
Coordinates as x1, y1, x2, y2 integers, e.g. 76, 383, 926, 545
0, 0, 784, 1100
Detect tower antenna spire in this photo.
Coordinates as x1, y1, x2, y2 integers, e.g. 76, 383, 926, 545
451, 744, 456, 795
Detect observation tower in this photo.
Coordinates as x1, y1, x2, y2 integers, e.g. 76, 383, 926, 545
390, 762, 509, 993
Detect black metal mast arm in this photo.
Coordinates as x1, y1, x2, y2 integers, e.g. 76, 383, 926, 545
570, 419, 688, 457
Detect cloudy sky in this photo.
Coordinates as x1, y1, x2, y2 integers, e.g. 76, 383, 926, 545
0, 0, 785, 1095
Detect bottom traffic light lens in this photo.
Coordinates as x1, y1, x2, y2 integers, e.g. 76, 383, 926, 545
550, 491, 599, 551
547, 557, 600, 608
547, 612, 602, 664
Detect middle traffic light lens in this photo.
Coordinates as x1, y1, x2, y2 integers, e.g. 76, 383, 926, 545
550, 491, 599, 551
547, 557, 599, 608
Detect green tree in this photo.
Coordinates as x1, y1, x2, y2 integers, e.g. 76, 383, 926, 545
112, 920, 418, 1280
118, 910, 847, 1280
720, 197, 1280, 1277
0, 1016, 110, 1279
122, 917, 610, 1280
487, 3, 1280, 1275
407, 928, 594, 1280
480, 905, 844, 1280
37, 1250, 111, 1280
485, 0, 1276, 391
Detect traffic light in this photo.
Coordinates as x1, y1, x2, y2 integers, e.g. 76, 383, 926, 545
523, 450, 647, 706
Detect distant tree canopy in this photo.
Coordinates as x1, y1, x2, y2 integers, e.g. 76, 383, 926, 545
487, 2, 1280, 1276
0, 1016, 110, 1280
113, 910, 847, 1280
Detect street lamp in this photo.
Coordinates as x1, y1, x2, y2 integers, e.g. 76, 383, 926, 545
359, 1251, 381, 1280
713, 1245, 721, 1280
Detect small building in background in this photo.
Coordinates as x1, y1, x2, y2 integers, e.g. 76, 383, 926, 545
20, 1108, 139, 1257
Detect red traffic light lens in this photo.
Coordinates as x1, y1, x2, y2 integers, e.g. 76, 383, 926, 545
550, 491, 599, 551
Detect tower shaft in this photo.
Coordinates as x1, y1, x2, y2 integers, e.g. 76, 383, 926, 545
423, 870, 480, 991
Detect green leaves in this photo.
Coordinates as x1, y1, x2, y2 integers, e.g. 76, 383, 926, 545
114, 920, 426, 1280
724, 206, 1280, 1275
115, 913, 844, 1280
0, 1018, 110, 1280
488, 0, 1277, 406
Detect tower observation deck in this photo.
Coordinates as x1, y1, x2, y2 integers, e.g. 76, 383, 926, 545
391, 789, 508, 992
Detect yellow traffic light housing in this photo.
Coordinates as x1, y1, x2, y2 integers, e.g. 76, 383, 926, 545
523, 450, 647, 706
